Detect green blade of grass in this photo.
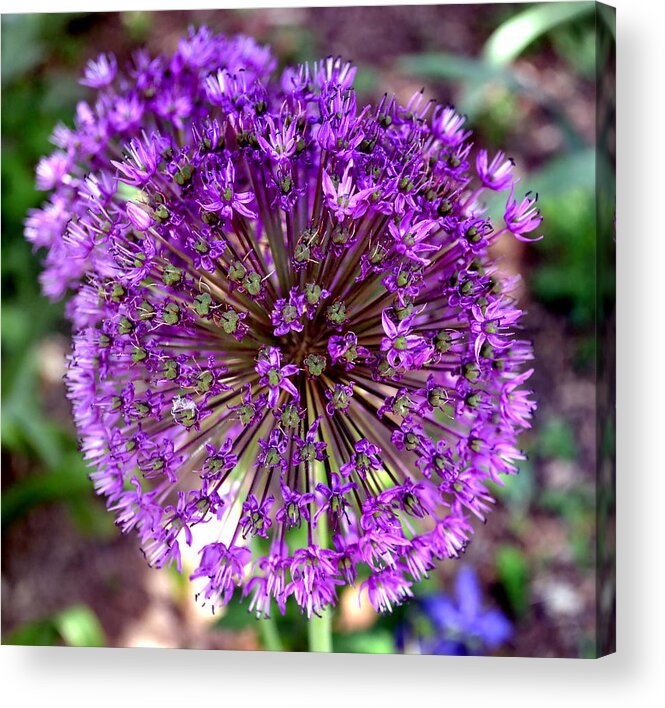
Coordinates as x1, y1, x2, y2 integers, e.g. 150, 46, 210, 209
483, 2, 596, 66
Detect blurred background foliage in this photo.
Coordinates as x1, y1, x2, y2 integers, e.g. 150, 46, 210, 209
1, 3, 609, 656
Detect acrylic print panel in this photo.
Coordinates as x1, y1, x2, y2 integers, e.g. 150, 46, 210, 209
1, 1, 615, 657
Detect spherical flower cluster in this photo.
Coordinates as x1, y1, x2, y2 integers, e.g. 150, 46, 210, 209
26, 27, 540, 619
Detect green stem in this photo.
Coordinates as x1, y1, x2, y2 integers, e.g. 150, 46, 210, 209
308, 610, 333, 653
259, 614, 284, 652
251, 535, 284, 652
306, 453, 334, 653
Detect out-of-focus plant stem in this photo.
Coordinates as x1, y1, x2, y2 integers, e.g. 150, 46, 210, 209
307, 457, 333, 653
308, 610, 333, 653
259, 614, 284, 652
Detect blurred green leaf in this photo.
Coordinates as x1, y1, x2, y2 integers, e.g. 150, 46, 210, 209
398, 52, 520, 128
3, 355, 71, 465
1, 304, 34, 352
399, 52, 512, 85
4, 604, 106, 647
4, 619, 60, 646
1, 453, 92, 529
550, 23, 597, 78
353, 64, 379, 97
215, 600, 256, 631
41, 69, 86, 113
539, 486, 595, 567
483, 2, 595, 66
528, 149, 596, 197
1, 347, 70, 465
121, 11, 152, 43
491, 460, 536, 515
496, 545, 529, 618
334, 629, 395, 654
398, 52, 584, 148
1, 404, 68, 466
531, 185, 596, 328
65, 496, 118, 539
540, 486, 594, 517
0, 15, 46, 83
538, 417, 578, 461
54, 605, 106, 647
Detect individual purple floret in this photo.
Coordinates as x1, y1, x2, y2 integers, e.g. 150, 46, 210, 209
27, 27, 539, 620
504, 186, 544, 241
475, 149, 515, 191
80, 52, 117, 88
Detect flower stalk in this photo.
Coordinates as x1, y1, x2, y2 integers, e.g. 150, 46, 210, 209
308, 609, 333, 653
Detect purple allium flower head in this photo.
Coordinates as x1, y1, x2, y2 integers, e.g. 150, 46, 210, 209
27, 28, 539, 620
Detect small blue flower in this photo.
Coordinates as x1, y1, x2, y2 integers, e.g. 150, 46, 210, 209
406, 566, 513, 656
